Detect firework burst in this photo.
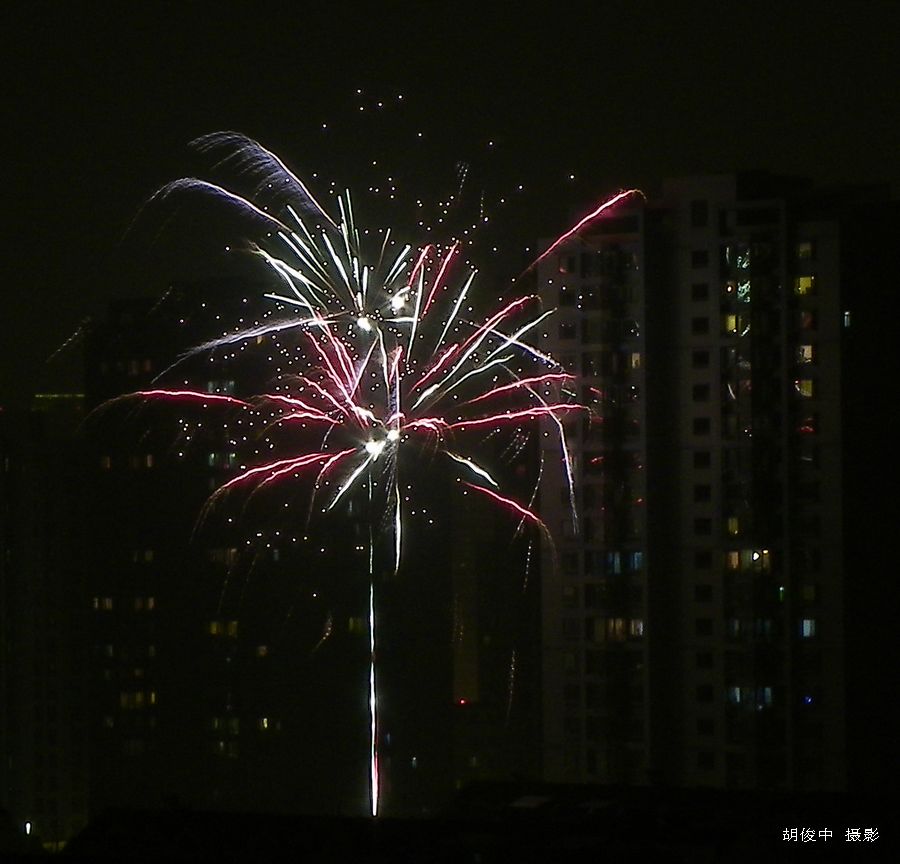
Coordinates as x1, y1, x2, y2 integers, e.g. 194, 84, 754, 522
117, 132, 637, 814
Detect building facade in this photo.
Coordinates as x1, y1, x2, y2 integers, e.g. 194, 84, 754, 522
538, 174, 871, 792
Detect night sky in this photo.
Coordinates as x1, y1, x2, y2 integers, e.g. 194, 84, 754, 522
5, 0, 900, 408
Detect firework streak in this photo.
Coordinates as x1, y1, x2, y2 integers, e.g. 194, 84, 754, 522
132, 132, 637, 814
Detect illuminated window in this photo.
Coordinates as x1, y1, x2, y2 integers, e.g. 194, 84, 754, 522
843, 310, 851, 328
795, 379, 814, 398
723, 314, 738, 334
226, 620, 239, 638
629, 619, 644, 638
255, 645, 269, 657
726, 517, 740, 536
258, 717, 269, 731
629, 352, 642, 369
725, 551, 740, 570
727, 686, 743, 704
800, 619, 816, 638
208, 621, 222, 636
606, 618, 626, 641
794, 276, 816, 296
736, 280, 750, 303
797, 344, 814, 364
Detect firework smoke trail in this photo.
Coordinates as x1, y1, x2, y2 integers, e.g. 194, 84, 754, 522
121, 133, 636, 816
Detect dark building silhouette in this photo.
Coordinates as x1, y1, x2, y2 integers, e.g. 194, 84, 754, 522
1, 395, 90, 850
77, 277, 540, 821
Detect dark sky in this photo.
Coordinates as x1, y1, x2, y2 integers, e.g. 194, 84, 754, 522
5, 0, 900, 407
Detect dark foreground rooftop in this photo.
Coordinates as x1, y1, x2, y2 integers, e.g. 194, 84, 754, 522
6, 783, 894, 862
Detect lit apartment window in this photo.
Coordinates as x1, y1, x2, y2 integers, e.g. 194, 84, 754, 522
795, 379, 815, 398
800, 619, 816, 638
629, 352, 642, 370
208, 621, 222, 636
726, 516, 740, 536
725, 551, 740, 570
226, 620, 239, 638
797, 344, 814, 364
794, 276, 816, 296
258, 717, 269, 731
629, 619, 644, 638
606, 618, 627, 642
843, 310, 851, 328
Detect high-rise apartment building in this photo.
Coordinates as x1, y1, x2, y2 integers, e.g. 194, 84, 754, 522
538, 174, 889, 792
80, 278, 539, 819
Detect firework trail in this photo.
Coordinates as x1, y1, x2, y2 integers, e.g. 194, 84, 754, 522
122, 132, 636, 815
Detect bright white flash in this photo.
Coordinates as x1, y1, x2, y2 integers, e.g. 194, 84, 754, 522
386, 429, 400, 442
390, 294, 405, 312
357, 316, 373, 332
364, 439, 386, 459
